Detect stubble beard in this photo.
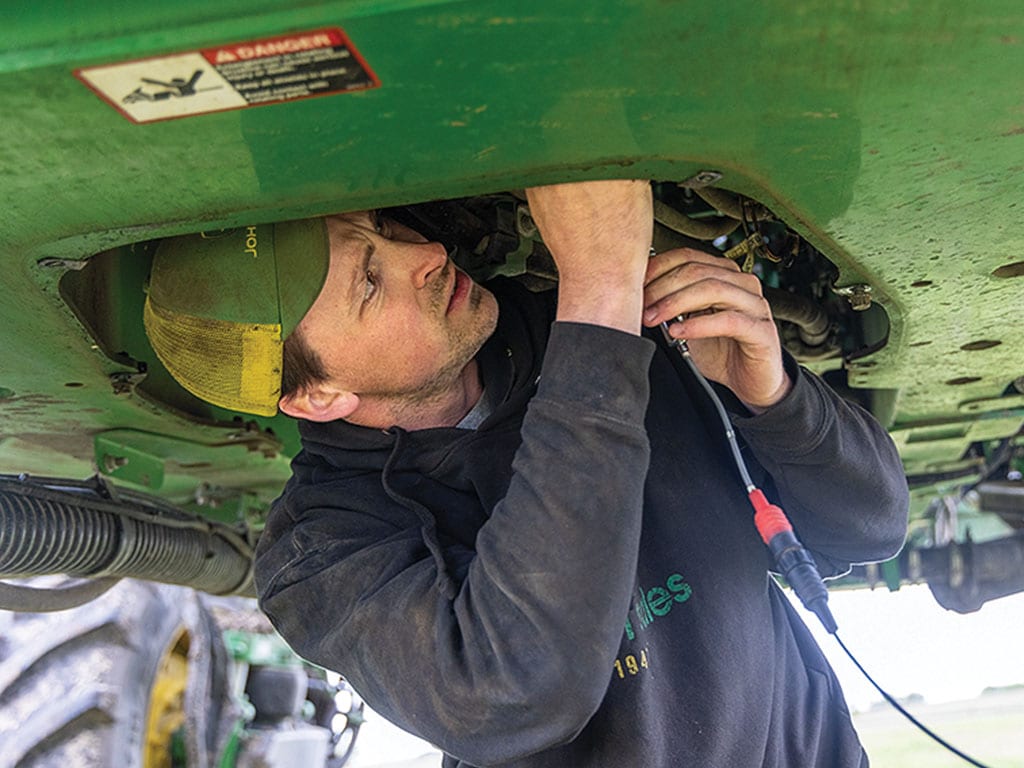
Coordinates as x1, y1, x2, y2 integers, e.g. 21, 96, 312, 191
381, 281, 498, 418
412, 282, 496, 401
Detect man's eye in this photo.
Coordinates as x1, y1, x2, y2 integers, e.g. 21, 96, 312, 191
363, 270, 378, 302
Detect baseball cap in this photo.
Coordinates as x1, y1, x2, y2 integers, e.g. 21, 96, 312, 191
143, 219, 330, 417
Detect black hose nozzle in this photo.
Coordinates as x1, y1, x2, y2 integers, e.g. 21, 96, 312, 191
749, 488, 837, 634
766, 529, 837, 634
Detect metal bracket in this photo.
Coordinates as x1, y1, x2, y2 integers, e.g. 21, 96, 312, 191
678, 170, 724, 189
109, 369, 148, 395
95, 434, 166, 489
833, 283, 873, 311
36, 257, 90, 271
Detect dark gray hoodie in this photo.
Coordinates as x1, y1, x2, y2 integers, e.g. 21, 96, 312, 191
255, 278, 909, 767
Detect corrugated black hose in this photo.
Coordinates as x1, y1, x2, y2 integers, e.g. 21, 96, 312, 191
0, 474, 254, 610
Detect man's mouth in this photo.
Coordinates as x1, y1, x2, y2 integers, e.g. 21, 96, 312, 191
446, 267, 469, 315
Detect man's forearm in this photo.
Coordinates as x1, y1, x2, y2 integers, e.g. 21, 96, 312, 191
526, 180, 653, 335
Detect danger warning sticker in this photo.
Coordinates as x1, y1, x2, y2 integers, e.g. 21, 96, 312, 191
75, 28, 379, 124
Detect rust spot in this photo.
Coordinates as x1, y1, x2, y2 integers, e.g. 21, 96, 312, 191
1000, 126, 1024, 137
960, 340, 1002, 351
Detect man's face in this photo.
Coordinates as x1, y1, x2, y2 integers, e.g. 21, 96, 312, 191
293, 211, 499, 420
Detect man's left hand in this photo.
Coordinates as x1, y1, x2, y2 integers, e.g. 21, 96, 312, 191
643, 247, 792, 413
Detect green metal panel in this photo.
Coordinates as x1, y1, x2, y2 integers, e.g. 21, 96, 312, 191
2, 1, 1023, 527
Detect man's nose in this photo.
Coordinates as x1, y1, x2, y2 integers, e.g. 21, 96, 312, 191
403, 241, 448, 289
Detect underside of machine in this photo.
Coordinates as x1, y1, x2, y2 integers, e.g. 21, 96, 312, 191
1, 1, 1023, 621
3, 4, 1023, 763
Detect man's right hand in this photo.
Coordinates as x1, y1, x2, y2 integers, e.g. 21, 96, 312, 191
525, 180, 653, 335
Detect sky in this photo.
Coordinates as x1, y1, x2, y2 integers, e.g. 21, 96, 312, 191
791, 583, 1024, 712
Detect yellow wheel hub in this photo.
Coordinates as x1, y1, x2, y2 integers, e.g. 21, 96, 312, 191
144, 629, 190, 768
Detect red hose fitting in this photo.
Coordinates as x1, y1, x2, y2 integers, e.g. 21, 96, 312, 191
749, 488, 792, 544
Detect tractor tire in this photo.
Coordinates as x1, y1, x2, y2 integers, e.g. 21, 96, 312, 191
0, 578, 232, 768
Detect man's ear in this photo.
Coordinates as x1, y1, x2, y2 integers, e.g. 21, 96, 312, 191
278, 384, 360, 422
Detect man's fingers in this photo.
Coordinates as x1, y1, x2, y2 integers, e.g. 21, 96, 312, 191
645, 247, 741, 283
643, 274, 770, 328
645, 248, 789, 409
644, 250, 762, 320
661, 306, 776, 349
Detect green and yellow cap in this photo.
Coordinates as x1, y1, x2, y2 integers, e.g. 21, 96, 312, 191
143, 220, 330, 417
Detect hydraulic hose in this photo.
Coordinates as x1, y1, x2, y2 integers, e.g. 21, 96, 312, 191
0, 476, 254, 600
762, 287, 831, 347
653, 199, 741, 240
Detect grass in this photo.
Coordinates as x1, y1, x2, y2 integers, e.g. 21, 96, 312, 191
853, 688, 1024, 768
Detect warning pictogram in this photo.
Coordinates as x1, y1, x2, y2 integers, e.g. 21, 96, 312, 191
75, 28, 379, 124
122, 70, 219, 103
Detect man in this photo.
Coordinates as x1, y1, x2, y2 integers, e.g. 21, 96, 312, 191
145, 180, 909, 767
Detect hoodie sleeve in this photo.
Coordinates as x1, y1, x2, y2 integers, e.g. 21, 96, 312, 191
256, 322, 655, 765
731, 356, 910, 576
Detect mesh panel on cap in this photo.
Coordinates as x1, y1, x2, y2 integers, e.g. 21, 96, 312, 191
144, 296, 283, 417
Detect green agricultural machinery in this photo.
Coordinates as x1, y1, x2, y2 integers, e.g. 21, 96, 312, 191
1, 2, 1022, 764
